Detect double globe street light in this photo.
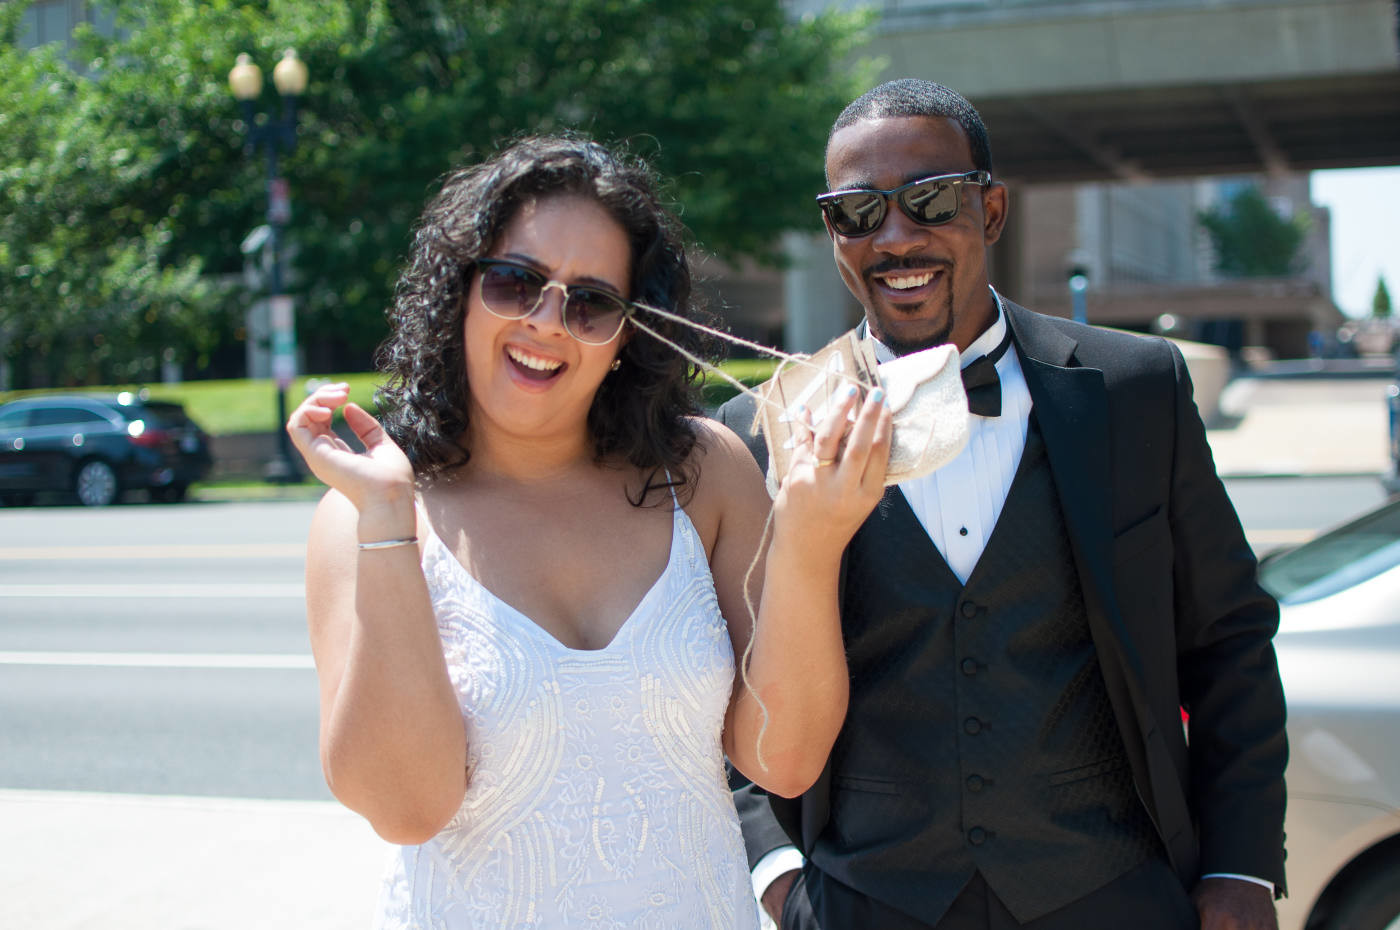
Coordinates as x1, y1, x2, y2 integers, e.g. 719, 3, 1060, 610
228, 49, 308, 483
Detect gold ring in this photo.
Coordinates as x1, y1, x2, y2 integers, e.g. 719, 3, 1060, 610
815, 457, 838, 468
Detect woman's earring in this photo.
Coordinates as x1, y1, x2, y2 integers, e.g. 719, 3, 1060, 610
610, 359, 622, 372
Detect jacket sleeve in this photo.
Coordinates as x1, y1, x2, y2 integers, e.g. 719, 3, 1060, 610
1165, 342, 1288, 894
728, 764, 797, 870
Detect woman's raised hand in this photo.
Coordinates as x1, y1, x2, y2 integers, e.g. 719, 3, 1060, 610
286, 382, 415, 510
773, 384, 892, 558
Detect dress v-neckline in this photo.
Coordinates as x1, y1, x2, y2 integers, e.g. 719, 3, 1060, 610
421, 507, 682, 655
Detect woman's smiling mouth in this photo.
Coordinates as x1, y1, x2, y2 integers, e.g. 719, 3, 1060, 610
505, 344, 565, 381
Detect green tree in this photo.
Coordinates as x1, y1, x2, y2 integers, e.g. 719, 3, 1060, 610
0, 3, 235, 387
1197, 185, 1310, 278
1373, 276, 1392, 320
1, 0, 874, 387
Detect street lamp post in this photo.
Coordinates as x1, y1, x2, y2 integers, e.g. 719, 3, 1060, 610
1066, 261, 1089, 326
229, 49, 308, 483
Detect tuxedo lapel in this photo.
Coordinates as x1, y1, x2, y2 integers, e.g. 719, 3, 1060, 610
1003, 302, 1115, 614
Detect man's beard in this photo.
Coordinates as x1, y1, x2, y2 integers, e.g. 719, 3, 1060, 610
874, 287, 955, 357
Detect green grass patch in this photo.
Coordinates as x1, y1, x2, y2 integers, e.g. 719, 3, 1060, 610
0, 373, 385, 436
1, 360, 777, 435
699, 358, 778, 406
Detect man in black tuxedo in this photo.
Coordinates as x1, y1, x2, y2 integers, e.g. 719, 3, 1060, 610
719, 80, 1287, 930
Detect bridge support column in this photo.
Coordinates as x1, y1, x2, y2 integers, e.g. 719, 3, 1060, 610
782, 231, 856, 353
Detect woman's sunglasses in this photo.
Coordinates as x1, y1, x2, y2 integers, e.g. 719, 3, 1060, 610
816, 170, 992, 238
474, 258, 633, 346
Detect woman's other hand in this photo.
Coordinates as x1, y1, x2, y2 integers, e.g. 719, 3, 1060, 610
287, 382, 415, 509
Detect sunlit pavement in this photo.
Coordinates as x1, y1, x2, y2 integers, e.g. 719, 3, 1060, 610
0, 790, 385, 930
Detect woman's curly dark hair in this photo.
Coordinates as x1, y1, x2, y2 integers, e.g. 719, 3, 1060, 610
374, 133, 719, 505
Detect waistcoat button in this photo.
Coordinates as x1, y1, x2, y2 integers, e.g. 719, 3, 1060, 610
966, 774, 985, 792
960, 601, 979, 619
961, 658, 979, 676
964, 717, 982, 735
968, 827, 988, 845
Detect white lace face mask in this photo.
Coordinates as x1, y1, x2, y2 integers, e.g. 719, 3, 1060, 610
750, 327, 970, 496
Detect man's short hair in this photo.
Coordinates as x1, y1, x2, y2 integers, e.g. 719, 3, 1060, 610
828, 79, 994, 178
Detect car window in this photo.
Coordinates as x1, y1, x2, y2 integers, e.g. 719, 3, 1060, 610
1259, 499, 1400, 605
137, 402, 190, 428
0, 407, 29, 429
28, 406, 110, 427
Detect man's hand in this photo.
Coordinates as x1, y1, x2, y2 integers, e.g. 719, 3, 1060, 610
1193, 877, 1278, 930
761, 869, 800, 925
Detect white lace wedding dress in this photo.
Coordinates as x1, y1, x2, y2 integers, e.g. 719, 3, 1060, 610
371, 501, 760, 930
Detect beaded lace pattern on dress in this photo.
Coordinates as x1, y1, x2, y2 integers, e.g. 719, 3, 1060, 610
372, 502, 759, 930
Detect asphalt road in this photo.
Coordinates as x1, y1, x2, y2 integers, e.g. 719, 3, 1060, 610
0, 479, 1392, 804
0, 499, 328, 801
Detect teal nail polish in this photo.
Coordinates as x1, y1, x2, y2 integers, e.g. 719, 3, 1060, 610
870, 388, 885, 404
844, 384, 858, 399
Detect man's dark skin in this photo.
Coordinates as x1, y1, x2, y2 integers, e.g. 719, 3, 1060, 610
757, 112, 1278, 930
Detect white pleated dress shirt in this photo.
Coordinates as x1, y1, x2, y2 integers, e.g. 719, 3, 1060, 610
749, 290, 1268, 916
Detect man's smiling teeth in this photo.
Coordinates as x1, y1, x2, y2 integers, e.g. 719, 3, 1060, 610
506, 345, 563, 372
884, 271, 935, 290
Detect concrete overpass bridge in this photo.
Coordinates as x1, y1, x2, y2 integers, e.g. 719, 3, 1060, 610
767, 0, 1400, 355
791, 0, 1400, 183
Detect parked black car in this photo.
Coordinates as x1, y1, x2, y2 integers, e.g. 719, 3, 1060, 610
0, 393, 212, 506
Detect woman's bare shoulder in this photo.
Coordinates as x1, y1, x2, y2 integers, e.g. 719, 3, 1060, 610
682, 417, 769, 542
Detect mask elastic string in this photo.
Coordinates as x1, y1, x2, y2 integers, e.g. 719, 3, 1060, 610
628, 302, 871, 414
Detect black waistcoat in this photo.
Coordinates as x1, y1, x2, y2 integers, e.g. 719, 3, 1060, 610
810, 423, 1160, 926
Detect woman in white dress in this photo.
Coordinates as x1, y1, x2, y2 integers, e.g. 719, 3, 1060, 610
286, 135, 890, 929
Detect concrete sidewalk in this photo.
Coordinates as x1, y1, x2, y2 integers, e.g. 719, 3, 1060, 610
0, 790, 387, 930
1205, 375, 1394, 478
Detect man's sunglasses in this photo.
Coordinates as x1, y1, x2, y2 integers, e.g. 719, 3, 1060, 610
474, 258, 633, 346
816, 170, 992, 238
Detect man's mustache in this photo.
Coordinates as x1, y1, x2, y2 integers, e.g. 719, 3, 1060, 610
864, 257, 952, 278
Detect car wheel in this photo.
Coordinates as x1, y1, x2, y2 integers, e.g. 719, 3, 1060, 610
1327, 859, 1400, 930
74, 459, 120, 507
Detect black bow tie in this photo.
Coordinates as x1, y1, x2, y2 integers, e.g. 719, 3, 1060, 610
961, 329, 1013, 417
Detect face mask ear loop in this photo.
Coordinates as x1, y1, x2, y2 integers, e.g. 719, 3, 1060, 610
627, 303, 870, 414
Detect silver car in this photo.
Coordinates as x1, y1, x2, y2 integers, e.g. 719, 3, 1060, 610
1263, 496, 1400, 930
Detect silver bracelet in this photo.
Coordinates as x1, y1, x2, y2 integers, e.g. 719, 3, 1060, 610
357, 536, 418, 551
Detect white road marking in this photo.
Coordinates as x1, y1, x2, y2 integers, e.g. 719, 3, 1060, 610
0, 651, 314, 669
0, 583, 303, 598
0, 543, 304, 560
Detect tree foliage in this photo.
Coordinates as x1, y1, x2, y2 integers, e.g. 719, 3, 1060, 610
1372, 276, 1392, 320
1197, 185, 1310, 279
1, 0, 874, 388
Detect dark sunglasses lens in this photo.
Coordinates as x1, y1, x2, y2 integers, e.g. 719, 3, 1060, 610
901, 179, 959, 225
563, 290, 627, 344
480, 264, 544, 317
825, 192, 886, 237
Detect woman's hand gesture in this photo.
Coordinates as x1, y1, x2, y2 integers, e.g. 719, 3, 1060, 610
286, 382, 415, 511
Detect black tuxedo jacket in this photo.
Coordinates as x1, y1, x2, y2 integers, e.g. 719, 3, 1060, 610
718, 299, 1288, 898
